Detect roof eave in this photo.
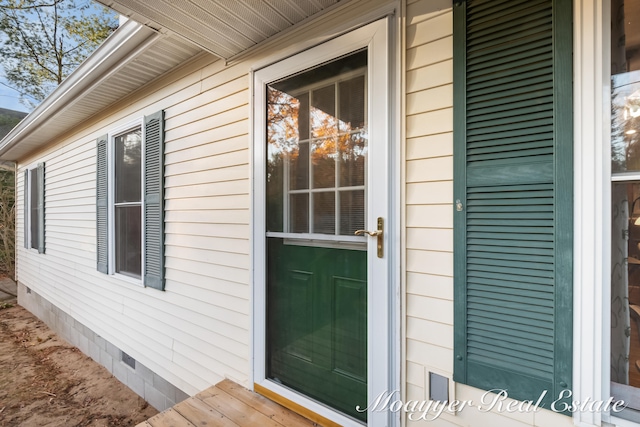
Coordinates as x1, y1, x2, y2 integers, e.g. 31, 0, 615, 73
0, 19, 158, 161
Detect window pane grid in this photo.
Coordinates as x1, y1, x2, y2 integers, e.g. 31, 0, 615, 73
289, 77, 366, 236
115, 205, 142, 279
266, 54, 367, 238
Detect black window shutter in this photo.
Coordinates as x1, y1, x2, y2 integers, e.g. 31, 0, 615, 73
23, 169, 28, 249
96, 134, 109, 274
37, 162, 45, 254
143, 110, 165, 290
453, 0, 573, 409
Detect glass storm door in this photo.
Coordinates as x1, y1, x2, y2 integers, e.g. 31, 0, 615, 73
265, 50, 370, 422
253, 19, 391, 426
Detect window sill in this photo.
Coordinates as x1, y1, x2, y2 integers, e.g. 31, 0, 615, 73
611, 413, 640, 427
112, 272, 143, 288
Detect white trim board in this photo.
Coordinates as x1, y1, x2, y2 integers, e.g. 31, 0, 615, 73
573, 0, 610, 426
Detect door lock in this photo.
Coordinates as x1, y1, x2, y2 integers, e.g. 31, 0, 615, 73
355, 217, 384, 258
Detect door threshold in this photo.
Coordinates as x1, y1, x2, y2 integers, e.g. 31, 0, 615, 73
254, 382, 354, 427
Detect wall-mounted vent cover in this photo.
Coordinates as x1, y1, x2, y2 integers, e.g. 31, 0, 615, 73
122, 351, 136, 369
429, 372, 449, 402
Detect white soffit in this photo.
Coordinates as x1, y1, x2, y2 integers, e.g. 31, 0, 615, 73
96, 0, 342, 59
0, 20, 202, 161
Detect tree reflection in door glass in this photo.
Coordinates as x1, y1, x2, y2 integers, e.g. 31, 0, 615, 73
266, 50, 367, 236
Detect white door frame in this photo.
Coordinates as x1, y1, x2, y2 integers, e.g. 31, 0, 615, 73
251, 17, 398, 427
572, 0, 615, 426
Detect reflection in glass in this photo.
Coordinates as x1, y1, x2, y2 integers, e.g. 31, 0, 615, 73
266, 50, 367, 236
611, 0, 640, 173
610, 183, 640, 389
612, 75, 640, 172
114, 128, 142, 278
298, 93, 309, 140
339, 132, 366, 187
312, 138, 336, 189
290, 193, 309, 233
115, 205, 141, 278
30, 168, 40, 249
266, 149, 283, 232
311, 85, 337, 139
340, 190, 365, 236
291, 141, 309, 190
339, 76, 366, 131
115, 129, 141, 203
313, 192, 335, 234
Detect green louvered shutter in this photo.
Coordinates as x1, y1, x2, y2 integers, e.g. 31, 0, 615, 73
96, 134, 108, 274
143, 110, 165, 290
37, 162, 45, 254
453, 0, 572, 408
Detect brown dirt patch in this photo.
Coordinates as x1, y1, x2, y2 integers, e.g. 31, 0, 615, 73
0, 303, 158, 426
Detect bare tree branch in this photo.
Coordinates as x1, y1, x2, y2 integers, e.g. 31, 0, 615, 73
0, 0, 118, 107
0, 0, 63, 10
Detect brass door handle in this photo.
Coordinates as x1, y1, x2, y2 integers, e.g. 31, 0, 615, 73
354, 229, 381, 237
354, 217, 384, 258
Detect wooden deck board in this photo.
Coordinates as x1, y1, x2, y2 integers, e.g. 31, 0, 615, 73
197, 387, 286, 427
173, 397, 240, 427
146, 408, 196, 427
215, 380, 317, 427
136, 380, 319, 427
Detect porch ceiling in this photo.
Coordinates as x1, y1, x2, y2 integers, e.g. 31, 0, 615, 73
95, 0, 342, 60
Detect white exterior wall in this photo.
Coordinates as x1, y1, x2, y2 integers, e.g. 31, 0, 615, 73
404, 0, 454, 413
17, 53, 251, 395
14, 0, 397, 401
403, 2, 572, 426
13, 0, 585, 425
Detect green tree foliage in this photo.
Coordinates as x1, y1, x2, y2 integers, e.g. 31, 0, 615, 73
0, 109, 25, 278
0, 0, 118, 108
0, 107, 26, 136
0, 166, 15, 277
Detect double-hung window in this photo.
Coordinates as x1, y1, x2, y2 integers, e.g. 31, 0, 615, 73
96, 111, 165, 290
24, 163, 45, 254
113, 127, 142, 279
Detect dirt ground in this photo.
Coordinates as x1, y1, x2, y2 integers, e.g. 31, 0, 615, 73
0, 302, 158, 426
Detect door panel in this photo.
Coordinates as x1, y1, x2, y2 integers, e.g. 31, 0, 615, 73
267, 239, 367, 421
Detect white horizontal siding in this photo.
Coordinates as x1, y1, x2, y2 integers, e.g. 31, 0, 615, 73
16, 42, 252, 397
16, 0, 402, 401
404, 2, 457, 424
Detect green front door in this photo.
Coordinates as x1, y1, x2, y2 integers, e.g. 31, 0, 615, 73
265, 50, 369, 422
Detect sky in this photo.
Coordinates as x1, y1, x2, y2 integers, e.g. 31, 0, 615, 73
0, 1, 117, 114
